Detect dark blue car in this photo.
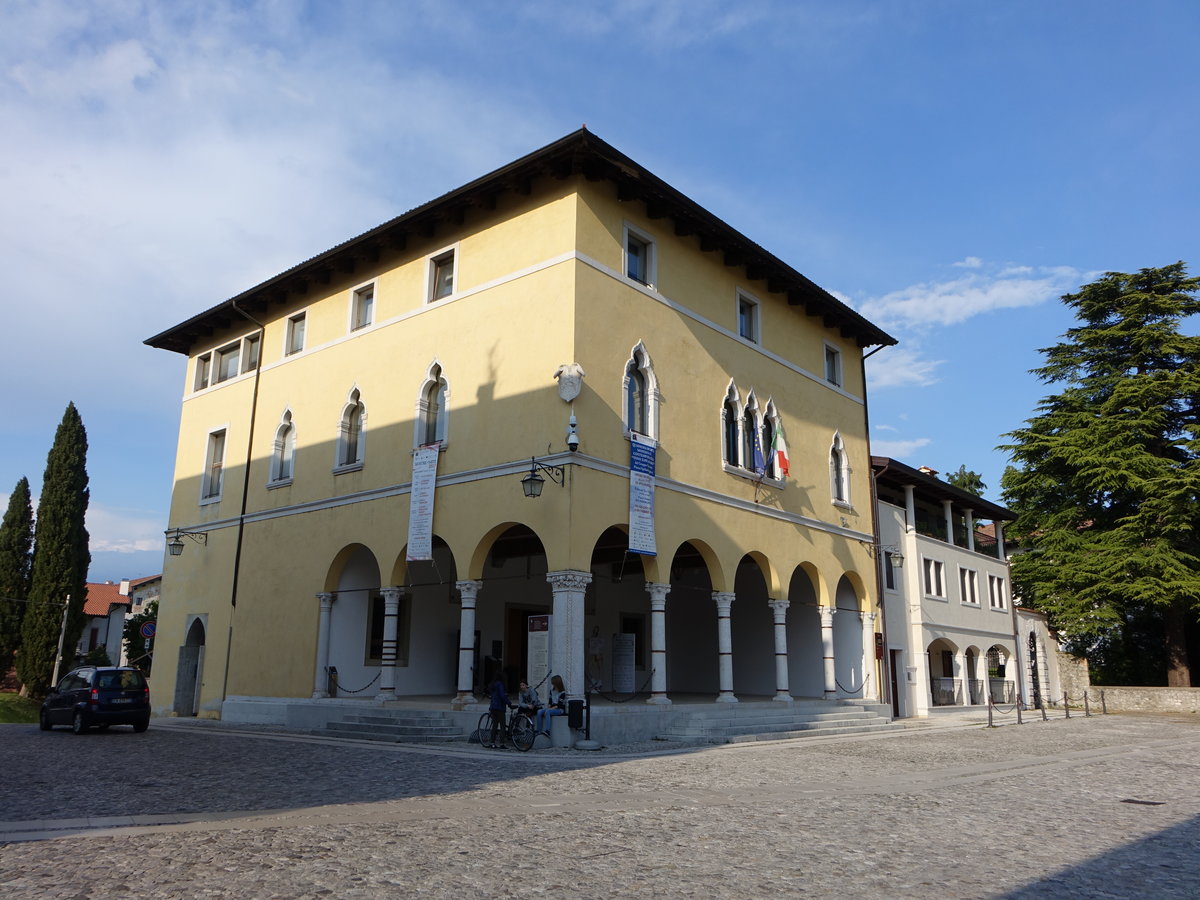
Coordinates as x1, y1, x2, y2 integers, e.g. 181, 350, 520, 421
40, 666, 151, 734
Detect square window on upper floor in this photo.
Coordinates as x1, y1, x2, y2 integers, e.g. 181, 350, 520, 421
351, 284, 374, 331
429, 250, 456, 301
824, 344, 843, 387
737, 292, 760, 343
286, 312, 306, 356
623, 224, 656, 288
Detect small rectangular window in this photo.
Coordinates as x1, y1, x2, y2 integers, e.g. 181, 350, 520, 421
286, 313, 306, 356
242, 335, 261, 373
202, 429, 226, 501
959, 567, 979, 605
923, 558, 945, 598
825, 345, 842, 386
214, 342, 240, 383
627, 235, 648, 283
194, 354, 212, 391
884, 553, 896, 590
430, 252, 455, 300
989, 574, 1007, 609
352, 285, 374, 330
737, 294, 759, 343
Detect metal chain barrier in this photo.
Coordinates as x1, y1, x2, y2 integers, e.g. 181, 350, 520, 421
583, 666, 656, 703
835, 674, 871, 696
989, 690, 1104, 727
332, 671, 380, 696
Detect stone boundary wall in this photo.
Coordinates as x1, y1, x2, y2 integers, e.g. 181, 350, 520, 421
1091, 686, 1200, 714
1058, 652, 1090, 699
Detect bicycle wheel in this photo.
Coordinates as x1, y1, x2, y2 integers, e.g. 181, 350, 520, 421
510, 713, 535, 751
477, 712, 494, 747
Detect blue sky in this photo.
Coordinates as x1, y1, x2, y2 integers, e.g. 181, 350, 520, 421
1, 0, 1196, 582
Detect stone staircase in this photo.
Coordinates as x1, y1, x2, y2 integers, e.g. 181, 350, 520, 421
656, 699, 902, 744
318, 710, 465, 743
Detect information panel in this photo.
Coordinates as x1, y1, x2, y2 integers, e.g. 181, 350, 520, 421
406, 446, 440, 561
628, 432, 657, 557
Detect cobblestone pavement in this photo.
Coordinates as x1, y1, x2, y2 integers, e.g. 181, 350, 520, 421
2, 713, 1199, 898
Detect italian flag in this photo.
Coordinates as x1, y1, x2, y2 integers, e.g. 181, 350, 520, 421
771, 429, 790, 478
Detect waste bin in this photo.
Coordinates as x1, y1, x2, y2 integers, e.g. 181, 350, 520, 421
567, 697, 585, 729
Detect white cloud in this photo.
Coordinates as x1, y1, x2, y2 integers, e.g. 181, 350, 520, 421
86, 504, 165, 554
854, 262, 1082, 330
865, 346, 943, 389
870, 437, 931, 459
953, 256, 983, 269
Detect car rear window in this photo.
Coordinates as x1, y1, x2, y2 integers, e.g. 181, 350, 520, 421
97, 672, 146, 690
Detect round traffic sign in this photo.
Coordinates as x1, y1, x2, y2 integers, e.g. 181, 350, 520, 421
140, 621, 157, 639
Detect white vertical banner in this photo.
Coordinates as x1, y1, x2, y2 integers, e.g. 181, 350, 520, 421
406, 446, 440, 561
612, 633, 636, 692
527, 614, 551, 702
628, 432, 657, 556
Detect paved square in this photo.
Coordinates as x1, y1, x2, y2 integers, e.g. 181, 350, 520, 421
2, 714, 1198, 897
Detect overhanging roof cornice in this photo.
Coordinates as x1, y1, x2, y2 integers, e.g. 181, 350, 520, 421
146, 129, 896, 354
871, 456, 1015, 521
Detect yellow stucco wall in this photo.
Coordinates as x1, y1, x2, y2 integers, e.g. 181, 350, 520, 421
155, 173, 879, 711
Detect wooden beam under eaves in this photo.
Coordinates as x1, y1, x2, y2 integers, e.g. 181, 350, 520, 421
388, 231, 408, 252
723, 250, 743, 268
674, 219, 695, 238
339, 257, 356, 275
646, 203, 666, 220
700, 234, 720, 253
746, 264, 765, 282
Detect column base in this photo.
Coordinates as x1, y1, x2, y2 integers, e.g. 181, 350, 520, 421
311, 691, 329, 699
645, 695, 672, 706
772, 693, 794, 702
823, 691, 837, 700
450, 692, 473, 710
375, 690, 396, 702
715, 692, 739, 703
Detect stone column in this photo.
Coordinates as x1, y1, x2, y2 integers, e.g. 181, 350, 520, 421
375, 586, 402, 701
312, 592, 335, 698
862, 611, 878, 701
996, 522, 1007, 560
820, 605, 837, 699
768, 599, 792, 702
452, 580, 481, 709
713, 591, 737, 703
903, 485, 916, 533
965, 509, 976, 553
943, 499, 955, 546
646, 583, 671, 705
547, 570, 591, 698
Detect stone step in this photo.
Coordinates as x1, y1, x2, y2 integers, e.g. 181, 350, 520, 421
723, 722, 906, 743
656, 700, 895, 744
671, 710, 874, 727
343, 714, 453, 726
320, 719, 464, 743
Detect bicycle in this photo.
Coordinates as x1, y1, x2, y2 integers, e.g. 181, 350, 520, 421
477, 705, 537, 752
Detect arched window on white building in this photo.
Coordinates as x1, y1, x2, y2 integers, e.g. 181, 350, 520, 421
415, 361, 450, 447
270, 409, 296, 484
335, 388, 366, 471
623, 342, 659, 440
830, 431, 849, 504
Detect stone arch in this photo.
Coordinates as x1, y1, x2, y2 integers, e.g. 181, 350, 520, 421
324, 542, 380, 593
468, 521, 550, 581
325, 543, 382, 697
927, 637, 963, 706
785, 563, 823, 697
833, 574, 865, 697
731, 553, 775, 697
664, 540, 719, 695
964, 644, 983, 705
173, 616, 207, 717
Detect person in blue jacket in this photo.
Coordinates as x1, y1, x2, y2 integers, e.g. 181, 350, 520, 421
486, 672, 511, 748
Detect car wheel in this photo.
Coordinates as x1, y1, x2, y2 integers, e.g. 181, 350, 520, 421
39, 709, 52, 731
72, 711, 89, 735
133, 718, 149, 733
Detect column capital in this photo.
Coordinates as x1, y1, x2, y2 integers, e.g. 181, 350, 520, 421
316, 592, 336, 607
455, 579, 482, 605
645, 582, 672, 605
381, 585, 404, 604
768, 598, 790, 613
819, 605, 836, 626
546, 569, 593, 592
863, 610, 877, 625
712, 591, 736, 612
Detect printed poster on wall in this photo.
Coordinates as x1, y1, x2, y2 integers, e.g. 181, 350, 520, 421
406, 446, 440, 561
628, 432, 657, 556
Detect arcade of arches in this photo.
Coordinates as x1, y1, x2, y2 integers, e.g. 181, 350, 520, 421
311, 524, 881, 708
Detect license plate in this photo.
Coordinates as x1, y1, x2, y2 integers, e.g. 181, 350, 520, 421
110, 698, 132, 704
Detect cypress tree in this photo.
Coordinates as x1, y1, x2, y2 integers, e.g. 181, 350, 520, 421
0, 477, 34, 674
17, 403, 91, 696
1001, 263, 1200, 686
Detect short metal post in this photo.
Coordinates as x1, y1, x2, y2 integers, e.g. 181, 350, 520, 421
1084, 691, 1091, 717
1040, 699, 1048, 722
1016, 700, 1023, 725
987, 696, 994, 728
1064, 692, 1071, 718
1101, 689, 1107, 714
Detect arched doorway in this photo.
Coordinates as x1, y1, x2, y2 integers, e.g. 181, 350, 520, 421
587, 526, 648, 694
833, 575, 864, 698
173, 617, 206, 716
927, 638, 962, 706
785, 565, 823, 698
665, 541, 717, 696
731, 554, 774, 698
475, 525, 552, 693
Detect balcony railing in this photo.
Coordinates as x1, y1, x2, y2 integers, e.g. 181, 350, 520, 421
931, 677, 962, 706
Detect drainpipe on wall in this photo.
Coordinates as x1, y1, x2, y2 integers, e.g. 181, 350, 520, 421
219, 300, 266, 705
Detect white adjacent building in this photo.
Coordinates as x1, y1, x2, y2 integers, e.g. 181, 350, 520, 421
873, 458, 1019, 718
